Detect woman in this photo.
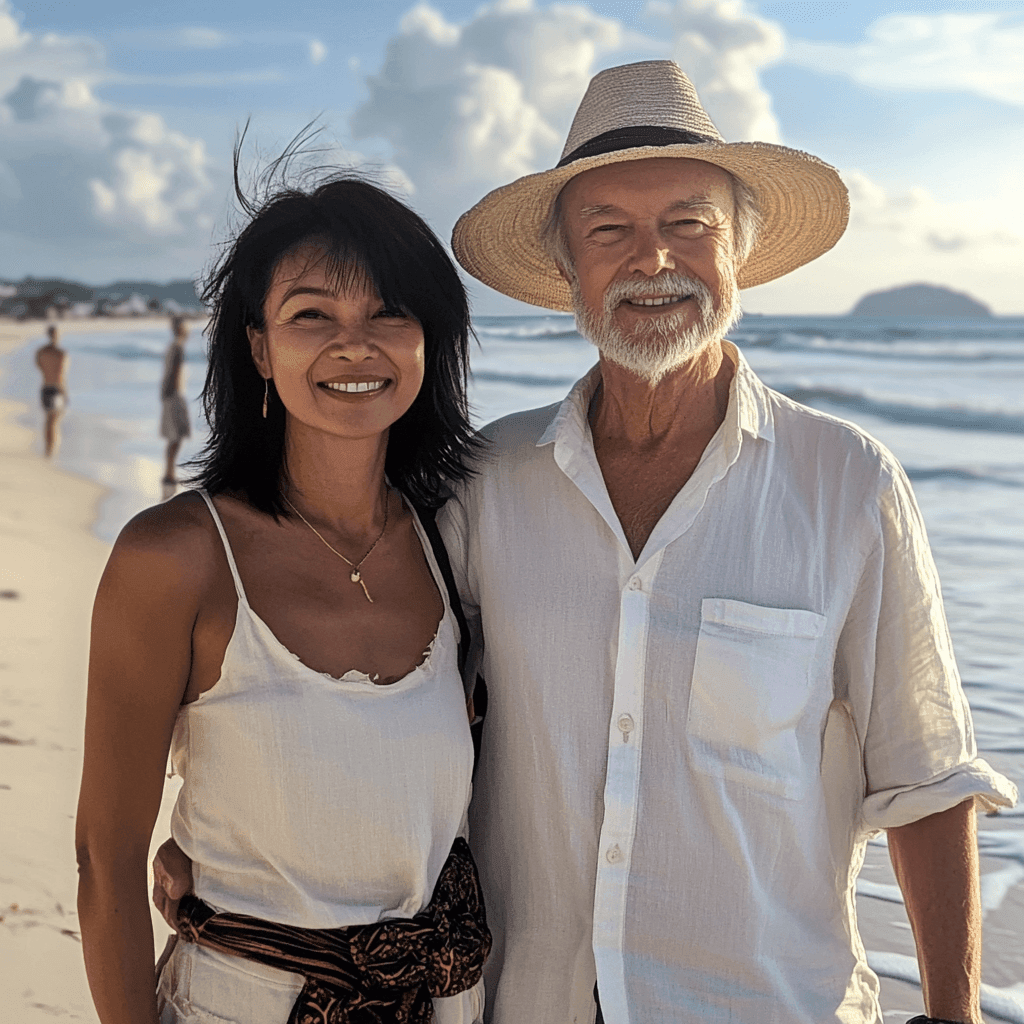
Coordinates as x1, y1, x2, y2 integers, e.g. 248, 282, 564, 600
75, 171, 489, 1024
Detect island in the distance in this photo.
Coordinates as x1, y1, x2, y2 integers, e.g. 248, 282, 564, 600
850, 282, 992, 318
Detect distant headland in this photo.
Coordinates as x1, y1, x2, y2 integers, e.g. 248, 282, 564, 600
0, 275, 203, 319
850, 283, 992, 318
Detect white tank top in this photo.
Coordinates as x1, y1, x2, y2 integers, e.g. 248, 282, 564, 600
169, 490, 474, 929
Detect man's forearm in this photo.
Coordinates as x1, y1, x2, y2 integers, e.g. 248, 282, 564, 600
887, 798, 982, 1024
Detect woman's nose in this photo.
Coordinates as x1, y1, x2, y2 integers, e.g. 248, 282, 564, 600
326, 325, 375, 359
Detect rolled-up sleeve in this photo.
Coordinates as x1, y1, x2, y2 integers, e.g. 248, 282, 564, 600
842, 459, 1017, 831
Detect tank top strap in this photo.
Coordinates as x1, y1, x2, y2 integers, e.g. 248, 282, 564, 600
196, 489, 250, 606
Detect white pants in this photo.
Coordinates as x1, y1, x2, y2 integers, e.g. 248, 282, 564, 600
156, 936, 484, 1024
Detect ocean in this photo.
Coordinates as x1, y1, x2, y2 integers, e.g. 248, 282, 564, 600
4, 313, 1024, 1015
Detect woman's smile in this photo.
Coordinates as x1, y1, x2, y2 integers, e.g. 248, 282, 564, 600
318, 378, 390, 395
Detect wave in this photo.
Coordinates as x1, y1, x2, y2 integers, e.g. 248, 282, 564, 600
473, 316, 579, 341
477, 326, 583, 342
471, 369, 578, 388
733, 316, 1024, 345
75, 342, 207, 364
867, 951, 1024, 1023
778, 384, 1024, 434
903, 467, 1024, 489
732, 331, 1024, 363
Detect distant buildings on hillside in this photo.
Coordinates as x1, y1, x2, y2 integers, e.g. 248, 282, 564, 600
0, 276, 205, 320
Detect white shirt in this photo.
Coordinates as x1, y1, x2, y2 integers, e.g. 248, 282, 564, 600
440, 344, 1016, 1024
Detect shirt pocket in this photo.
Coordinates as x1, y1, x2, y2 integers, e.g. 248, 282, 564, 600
686, 598, 826, 800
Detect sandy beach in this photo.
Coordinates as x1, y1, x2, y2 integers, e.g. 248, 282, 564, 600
0, 317, 181, 1023
0, 316, 1020, 1023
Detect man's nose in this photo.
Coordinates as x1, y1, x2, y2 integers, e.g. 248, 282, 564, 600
629, 229, 676, 276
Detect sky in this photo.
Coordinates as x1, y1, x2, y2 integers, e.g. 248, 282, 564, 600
1, 0, 1022, 315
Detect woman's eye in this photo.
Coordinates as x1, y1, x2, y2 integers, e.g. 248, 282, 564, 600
293, 307, 327, 320
374, 307, 408, 319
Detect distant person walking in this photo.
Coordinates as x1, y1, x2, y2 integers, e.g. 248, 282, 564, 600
160, 316, 191, 498
35, 324, 68, 458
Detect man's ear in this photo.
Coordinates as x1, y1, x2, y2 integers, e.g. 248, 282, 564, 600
247, 325, 269, 379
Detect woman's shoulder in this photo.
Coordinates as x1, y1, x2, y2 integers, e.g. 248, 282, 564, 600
107, 490, 224, 585
116, 489, 210, 544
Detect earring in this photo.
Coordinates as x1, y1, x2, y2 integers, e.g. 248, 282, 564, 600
262, 378, 269, 419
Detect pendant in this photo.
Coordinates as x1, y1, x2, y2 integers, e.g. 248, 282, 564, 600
350, 569, 373, 603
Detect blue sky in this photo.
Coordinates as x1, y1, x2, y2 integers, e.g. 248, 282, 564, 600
1, 0, 1022, 314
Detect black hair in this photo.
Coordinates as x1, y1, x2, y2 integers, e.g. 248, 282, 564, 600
189, 136, 482, 515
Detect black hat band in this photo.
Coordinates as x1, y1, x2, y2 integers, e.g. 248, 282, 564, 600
557, 126, 720, 168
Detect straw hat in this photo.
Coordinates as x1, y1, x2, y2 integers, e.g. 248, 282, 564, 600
452, 60, 849, 311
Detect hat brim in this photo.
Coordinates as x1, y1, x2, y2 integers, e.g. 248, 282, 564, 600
452, 141, 850, 311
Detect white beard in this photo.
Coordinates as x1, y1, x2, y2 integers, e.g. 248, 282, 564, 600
572, 270, 741, 385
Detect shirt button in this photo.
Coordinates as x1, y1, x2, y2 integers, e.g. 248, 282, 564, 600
617, 714, 635, 740
606, 844, 623, 864
628, 576, 642, 591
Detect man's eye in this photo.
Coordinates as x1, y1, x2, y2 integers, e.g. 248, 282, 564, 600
593, 224, 624, 234
294, 308, 327, 320
375, 307, 408, 319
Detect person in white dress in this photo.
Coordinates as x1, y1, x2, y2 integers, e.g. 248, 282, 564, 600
75, 166, 489, 1024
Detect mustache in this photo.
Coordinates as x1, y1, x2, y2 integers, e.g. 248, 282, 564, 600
603, 273, 714, 312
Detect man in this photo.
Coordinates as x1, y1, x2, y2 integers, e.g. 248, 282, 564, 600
160, 315, 191, 497
155, 61, 1015, 1024
35, 324, 68, 458
443, 61, 1015, 1023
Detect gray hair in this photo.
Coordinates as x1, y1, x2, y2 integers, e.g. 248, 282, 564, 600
541, 165, 762, 278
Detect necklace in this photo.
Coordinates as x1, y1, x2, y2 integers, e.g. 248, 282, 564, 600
284, 488, 389, 604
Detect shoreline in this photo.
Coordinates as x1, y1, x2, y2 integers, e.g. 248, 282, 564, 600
0, 315, 209, 543
0, 317, 180, 1023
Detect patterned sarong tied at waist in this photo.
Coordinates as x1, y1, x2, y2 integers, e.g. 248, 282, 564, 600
176, 837, 491, 1024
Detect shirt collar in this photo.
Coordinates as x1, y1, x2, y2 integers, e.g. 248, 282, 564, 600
536, 340, 775, 451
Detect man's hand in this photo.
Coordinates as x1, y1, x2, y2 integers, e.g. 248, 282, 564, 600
152, 837, 193, 931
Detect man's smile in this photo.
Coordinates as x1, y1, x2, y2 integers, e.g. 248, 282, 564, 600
621, 294, 692, 308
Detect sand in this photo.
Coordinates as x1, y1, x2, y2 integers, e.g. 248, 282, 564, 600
0, 316, 1019, 1023
0, 318, 180, 1023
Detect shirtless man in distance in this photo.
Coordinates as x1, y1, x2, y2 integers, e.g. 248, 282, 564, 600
35, 324, 68, 458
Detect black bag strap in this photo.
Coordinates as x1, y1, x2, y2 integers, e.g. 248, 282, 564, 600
414, 504, 488, 774
414, 504, 469, 675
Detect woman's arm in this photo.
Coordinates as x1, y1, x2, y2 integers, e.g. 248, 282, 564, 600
75, 502, 208, 1024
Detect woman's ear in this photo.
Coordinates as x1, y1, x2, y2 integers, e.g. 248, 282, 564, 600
247, 325, 269, 379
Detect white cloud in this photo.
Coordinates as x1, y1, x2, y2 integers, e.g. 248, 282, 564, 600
843, 168, 1021, 253
785, 12, 1024, 107
113, 26, 233, 50
0, 1, 105, 97
647, 0, 784, 142
0, 1, 216, 253
350, 0, 787, 233
111, 69, 286, 88
309, 38, 327, 65
350, 0, 622, 225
